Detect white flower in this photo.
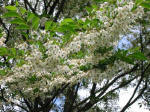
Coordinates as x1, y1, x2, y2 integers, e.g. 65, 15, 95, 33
0, 37, 6, 46
0, 1, 144, 98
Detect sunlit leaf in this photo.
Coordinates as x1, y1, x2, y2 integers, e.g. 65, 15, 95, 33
0, 47, 8, 56
27, 12, 35, 22
20, 7, 27, 15
16, 24, 30, 30
32, 16, 40, 30
10, 18, 26, 25
3, 11, 20, 18
128, 52, 147, 60
141, 2, 150, 9
45, 21, 53, 30
5, 6, 17, 11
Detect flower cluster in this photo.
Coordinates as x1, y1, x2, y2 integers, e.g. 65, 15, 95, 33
0, 32, 6, 47
0, 1, 144, 99
0, 31, 6, 68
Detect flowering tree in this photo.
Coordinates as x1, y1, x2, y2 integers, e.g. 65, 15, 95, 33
0, 0, 150, 111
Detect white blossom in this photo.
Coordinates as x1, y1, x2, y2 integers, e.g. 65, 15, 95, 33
0, 1, 144, 98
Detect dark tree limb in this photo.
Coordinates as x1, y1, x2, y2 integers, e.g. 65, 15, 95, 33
63, 83, 80, 112
33, 96, 43, 112
110, 75, 138, 92
90, 83, 96, 96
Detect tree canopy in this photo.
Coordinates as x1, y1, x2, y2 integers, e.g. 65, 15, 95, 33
0, 0, 150, 112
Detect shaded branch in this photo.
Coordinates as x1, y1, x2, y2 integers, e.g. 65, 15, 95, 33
54, 0, 66, 22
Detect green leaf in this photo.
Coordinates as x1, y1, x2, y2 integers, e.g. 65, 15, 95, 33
136, 0, 144, 5
16, 24, 30, 30
10, 18, 26, 25
0, 47, 8, 56
3, 11, 20, 18
98, 58, 115, 70
79, 63, 92, 71
21, 32, 28, 40
128, 47, 140, 52
5, 6, 17, 11
33, 88, 39, 93
16, 59, 25, 66
128, 52, 147, 60
69, 50, 86, 59
16, 0, 19, 6
45, 21, 53, 30
51, 72, 56, 77
63, 18, 74, 23
32, 16, 40, 30
95, 46, 113, 55
17, 50, 25, 56
9, 48, 17, 57
20, 7, 27, 15
116, 49, 134, 64
27, 12, 35, 22
120, 57, 134, 64
0, 33, 3, 38
86, 7, 93, 13
59, 58, 65, 64
0, 70, 7, 76
140, 2, 150, 9
36, 41, 46, 53
61, 18, 74, 25
28, 75, 37, 83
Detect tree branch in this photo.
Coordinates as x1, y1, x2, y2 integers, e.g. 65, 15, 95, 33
63, 83, 80, 112
75, 64, 138, 112
34, 0, 39, 10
